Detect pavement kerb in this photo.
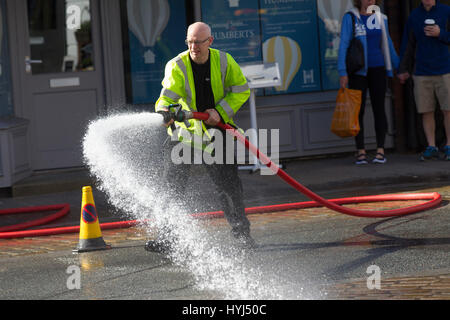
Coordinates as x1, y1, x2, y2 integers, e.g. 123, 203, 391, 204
9, 164, 450, 199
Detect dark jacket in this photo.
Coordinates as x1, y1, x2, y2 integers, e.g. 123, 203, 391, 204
399, 0, 450, 75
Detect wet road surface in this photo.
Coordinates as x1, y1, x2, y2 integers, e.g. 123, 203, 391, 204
0, 184, 449, 301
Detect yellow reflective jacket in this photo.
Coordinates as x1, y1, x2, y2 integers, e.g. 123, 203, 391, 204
155, 48, 250, 147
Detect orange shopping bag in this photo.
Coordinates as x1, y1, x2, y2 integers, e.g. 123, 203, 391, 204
330, 88, 362, 138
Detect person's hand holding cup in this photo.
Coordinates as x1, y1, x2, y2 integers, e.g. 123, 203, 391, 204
424, 19, 440, 37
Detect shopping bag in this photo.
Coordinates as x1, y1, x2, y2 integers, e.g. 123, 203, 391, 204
330, 88, 362, 138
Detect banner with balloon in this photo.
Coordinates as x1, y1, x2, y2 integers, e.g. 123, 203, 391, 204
262, 36, 301, 92
127, 0, 170, 64
317, 0, 353, 90
126, 0, 186, 105
260, 0, 321, 95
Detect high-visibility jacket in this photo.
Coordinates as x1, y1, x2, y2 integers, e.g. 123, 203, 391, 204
155, 48, 250, 148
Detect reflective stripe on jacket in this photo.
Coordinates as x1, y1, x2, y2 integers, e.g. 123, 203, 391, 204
155, 48, 250, 147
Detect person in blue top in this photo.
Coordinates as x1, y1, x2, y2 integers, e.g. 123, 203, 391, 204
397, 0, 450, 161
338, 0, 399, 165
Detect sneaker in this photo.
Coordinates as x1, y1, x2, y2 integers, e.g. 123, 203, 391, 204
144, 240, 170, 254
444, 146, 450, 161
234, 234, 257, 249
372, 153, 387, 164
420, 146, 439, 161
355, 153, 368, 165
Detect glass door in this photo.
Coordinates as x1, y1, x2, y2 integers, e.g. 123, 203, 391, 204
17, 0, 105, 169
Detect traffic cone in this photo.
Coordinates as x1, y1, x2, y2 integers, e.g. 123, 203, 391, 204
73, 186, 111, 253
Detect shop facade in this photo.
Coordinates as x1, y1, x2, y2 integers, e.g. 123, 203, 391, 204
0, 0, 441, 187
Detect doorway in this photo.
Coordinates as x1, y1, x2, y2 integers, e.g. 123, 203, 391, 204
8, 0, 106, 170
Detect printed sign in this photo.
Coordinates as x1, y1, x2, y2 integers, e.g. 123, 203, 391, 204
82, 204, 98, 224
260, 0, 321, 94
127, 0, 187, 105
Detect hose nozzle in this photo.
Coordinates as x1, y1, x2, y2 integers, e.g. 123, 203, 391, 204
157, 104, 194, 131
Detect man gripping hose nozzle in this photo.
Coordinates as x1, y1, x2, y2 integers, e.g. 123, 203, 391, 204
145, 22, 255, 254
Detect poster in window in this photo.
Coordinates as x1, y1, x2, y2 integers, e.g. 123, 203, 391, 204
127, 0, 186, 105
201, 0, 262, 64
260, 0, 321, 94
317, 0, 353, 90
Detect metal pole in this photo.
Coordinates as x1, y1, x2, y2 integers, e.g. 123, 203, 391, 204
239, 89, 260, 171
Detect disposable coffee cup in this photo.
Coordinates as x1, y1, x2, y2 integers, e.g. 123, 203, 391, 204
425, 19, 435, 26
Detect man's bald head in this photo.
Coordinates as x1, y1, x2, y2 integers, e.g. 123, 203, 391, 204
187, 22, 212, 38
186, 22, 214, 64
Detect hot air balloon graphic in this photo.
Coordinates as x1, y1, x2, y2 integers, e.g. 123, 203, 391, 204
263, 36, 301, 92
317, 0, 353, 57
127, 0, 170, 64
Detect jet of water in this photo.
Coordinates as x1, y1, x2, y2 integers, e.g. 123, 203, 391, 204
83, 112, 307, 299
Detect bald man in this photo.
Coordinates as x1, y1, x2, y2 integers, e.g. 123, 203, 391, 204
148, 22, 254, 253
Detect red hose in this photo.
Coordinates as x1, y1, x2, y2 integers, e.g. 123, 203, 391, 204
0, 192, 440, 239
0, 113, 442, 239
193, 111, 442, 218
0, 204, 70, 233
0, 219, 138, 239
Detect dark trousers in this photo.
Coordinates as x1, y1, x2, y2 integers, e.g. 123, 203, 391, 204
349, 66, 388, 150
161, 136, 250, 238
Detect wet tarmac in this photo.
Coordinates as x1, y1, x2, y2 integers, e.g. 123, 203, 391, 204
0, 184, 449, 301
1, 151, 449, 229
0, 151, 449, 304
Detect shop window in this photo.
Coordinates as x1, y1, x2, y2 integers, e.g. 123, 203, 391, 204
27, 0, 94, 74
317, 0, 353, 90
0, 0, 13, 116
259, 0, 322, 94
202, 0, 354, 94
120, 0, 361, 105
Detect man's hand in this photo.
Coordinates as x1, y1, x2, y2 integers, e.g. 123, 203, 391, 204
158, 107, 174, 128
397, 72, 410, 84
424, 25, 440, 37
340, 76, 348, 89
205, 109, 221, 126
